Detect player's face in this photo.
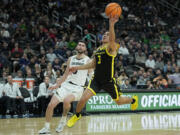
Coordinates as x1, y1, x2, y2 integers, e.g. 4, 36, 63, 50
102, 32, 109, 43
76, 42, 86, 54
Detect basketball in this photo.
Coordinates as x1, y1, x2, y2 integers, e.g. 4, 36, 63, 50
105, 3, 122, 18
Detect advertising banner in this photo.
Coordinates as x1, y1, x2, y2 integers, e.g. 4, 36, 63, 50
86, 92, 180, 112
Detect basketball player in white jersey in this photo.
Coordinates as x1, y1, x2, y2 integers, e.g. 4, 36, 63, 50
39, 41, 92, 134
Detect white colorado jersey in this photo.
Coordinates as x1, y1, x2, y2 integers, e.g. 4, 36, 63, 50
66, 55, 90, 86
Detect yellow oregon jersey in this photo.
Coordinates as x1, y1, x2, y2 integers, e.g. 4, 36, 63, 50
94, 44, 119, 83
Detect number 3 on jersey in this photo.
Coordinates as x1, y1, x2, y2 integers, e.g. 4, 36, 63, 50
97, 55, 101, 64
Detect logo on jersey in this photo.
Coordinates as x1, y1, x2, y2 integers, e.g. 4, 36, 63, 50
71, 62, 84, 65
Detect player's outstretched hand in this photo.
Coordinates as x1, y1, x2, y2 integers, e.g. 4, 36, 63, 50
69, 66, 78, 73
109, 15, 119, 24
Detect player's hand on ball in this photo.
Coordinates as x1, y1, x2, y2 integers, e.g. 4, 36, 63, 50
109, 15, 119, 24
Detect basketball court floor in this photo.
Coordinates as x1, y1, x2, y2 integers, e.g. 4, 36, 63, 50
0, 112, 180, 135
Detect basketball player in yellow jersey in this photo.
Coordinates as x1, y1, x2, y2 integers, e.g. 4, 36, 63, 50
67, 16, 138, 127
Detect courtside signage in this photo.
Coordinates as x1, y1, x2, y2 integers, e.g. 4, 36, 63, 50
86, 92, 180, 112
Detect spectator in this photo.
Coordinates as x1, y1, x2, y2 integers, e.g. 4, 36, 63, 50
155, 69, 162, 77
13, 70, 24, 87
120, 79, 132, 89
68, 36, 77, 50
28, 57, 37, 71
53, 45, 65, 60
132, 71, 138, 77
155, 57, 164, 70
52, 58, 61, 71
40, 57, 47, 72
15, 70, 23, 78
0, 71, 8, 84
118, 41, 129, 55
147, 80, 154, 89
168, 67, 180, 89
97, 30, 103, 43
44, 63, 56, 78
19, 53, 29, 71
0, 27, 10, 38
48, 28, 57, 42
1, 41, 11, 57
11, 42, 23, 72
37, 76, 53, 115
57, 36, 68, 48
25, 68, 34, 78
0, 20, 9, 29
0, 51, 10, 70
153, 75, 168, 88
171, 63, 177, 73
46, 48, 57, 63
11, 42, 23, 54
34, 64, 44, 86
0, 83, 9, 115
38, 49, 46, 59
137, 70, 143, 77
25, 68, 35, 89
145, 55, 155, 69
163, 61, 172, 73
115, 55, 124, 72
4, 75, 26, 115
137, 72, 149, 86
46, 70, 56, 84
135, 49, 146, 67
23, 44, 35, 58
117, 72, 128, 86
83, 29, 92, 49
69, 11, 77, 23
130, 76, 138, 88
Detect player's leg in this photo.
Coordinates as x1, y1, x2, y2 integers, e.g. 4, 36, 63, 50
67, 78, 100, 128
76, 88, 94, 114
56, 94, 75, 132
114, 84, 138, 110
103, 79, 138, 110
67, 88, 94, 127
115, 95, 138, 110
63, 94, 75, 118
115, 96, 133, 105
39, 95, 60, 134
45, 95, 60, 122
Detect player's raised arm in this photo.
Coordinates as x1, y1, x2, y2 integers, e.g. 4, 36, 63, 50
69, 57, 96, 73
108, 16, 119, 51
106, 3, 121, 52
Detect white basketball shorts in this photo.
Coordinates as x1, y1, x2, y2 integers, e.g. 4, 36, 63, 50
54, 81, 84, 102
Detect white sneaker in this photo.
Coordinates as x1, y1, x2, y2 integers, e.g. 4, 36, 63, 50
38, 127, 51, 134
56, 122, 66, 133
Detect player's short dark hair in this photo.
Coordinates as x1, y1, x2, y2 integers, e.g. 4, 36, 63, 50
78, 40, 87, 46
